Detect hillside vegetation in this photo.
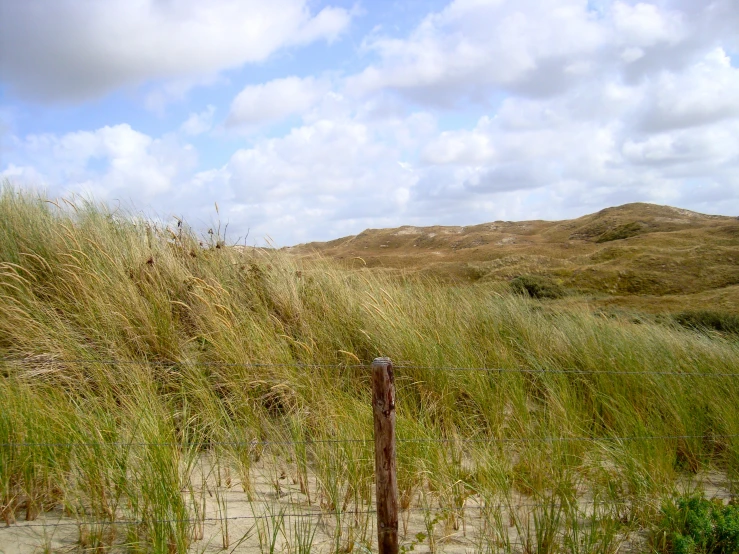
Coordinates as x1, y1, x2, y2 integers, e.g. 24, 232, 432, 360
1, 188, 738, 552
291, 203, 739, 313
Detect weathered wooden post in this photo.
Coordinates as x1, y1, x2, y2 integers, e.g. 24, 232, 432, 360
372, 357, 398, 554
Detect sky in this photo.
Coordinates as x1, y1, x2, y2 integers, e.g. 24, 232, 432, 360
1, 0, 738, 246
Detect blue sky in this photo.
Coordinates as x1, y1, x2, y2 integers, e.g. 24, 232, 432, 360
1, 0, 738, 245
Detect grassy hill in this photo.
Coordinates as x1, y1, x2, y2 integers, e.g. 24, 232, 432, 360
291, 203, 739, 313
1, 189, 738, 552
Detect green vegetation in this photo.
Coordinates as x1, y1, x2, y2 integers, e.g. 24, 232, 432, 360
1, 187, 738, 552
595, 221, 643, 243
675, 311, 739, 336
510, 274, 566, 299
653, 496, 739, 554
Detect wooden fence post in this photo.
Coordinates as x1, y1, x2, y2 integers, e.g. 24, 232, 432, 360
372, 357, 398, 554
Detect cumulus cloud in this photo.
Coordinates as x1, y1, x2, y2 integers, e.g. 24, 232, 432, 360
347, 0, 739, 107
421, 124, 496, 165
347, 0, 607, 104
2, 125, 197, 200
289, 5, 355, 46
212, 113, 423, 242
402, 42, 739, 220
0, 0, 352, 102
227, 77, 330, 129
622, 123, 739, 169
181, 105, 217, 136
0, 110, 428, 244
612, 1, 685, 48
635, 48, 739, 132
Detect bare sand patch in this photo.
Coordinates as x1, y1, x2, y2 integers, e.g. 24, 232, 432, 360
2, 455, 735, 553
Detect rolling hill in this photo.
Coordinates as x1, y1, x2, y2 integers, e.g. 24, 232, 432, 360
290, 203, 739, 312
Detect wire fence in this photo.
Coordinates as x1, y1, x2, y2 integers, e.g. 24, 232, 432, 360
2, 356, 738, 550
0, 498, 709, 528
6, 510, 380, 529
0, 505, 636, 530
3, 433, 739, 449
3, 357, 739, 377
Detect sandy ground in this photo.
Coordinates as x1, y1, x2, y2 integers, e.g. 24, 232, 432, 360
1, 459, 734, 553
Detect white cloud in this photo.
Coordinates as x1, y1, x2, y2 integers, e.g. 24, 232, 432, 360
2, 125, 197, 200
181, 105, 217, 136
403, 48, 739, 220
226, 117, 410, 199
193, 110, 431, 243
622, 123, 739, 169
347, 0, 739, 108
0, 0, 352, 102
290, 6, 354, 45
612, 1, 685, 48
620, 47, 645, 63
635, 48, 739, 132
227, 77, 330, 129
421, 121, 496, 165
348, 0, 607, 103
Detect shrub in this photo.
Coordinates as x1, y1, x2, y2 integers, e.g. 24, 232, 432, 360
510, 275, 565, 299
596, 222, 642, 243
674, 311, 739, 336
653, 495, 739, 554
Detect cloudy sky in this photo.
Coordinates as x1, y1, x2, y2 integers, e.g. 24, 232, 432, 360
1, 0, 738, 245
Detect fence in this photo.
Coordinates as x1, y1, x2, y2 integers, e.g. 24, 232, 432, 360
1, 355, 738, 553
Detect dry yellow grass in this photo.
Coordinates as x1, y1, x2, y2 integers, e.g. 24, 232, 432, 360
290, 202, 739, 313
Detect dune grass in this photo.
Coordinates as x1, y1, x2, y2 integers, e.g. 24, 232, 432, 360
1, 187, 738, 552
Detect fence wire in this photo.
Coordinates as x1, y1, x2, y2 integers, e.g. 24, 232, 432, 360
1, 509, 378, 529
2, 357, 739, 377
3, 433, 738, 449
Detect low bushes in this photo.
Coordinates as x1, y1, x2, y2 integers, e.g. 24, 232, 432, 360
674, 311, 739, 336
510, 274, 566, 299
653, 495, 739, 554
596, 221, 643, 243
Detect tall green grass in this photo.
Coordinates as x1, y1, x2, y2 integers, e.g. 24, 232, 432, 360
1, 187, 738, 551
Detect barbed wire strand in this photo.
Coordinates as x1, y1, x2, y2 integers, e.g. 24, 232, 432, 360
0, 438, 372, 447
399, 365, 739, 377
2, 357, 738, 377
0, 358, 365, 370
0, 505, 643, 530
3, 433, 737, 448
1, 509, 377, 529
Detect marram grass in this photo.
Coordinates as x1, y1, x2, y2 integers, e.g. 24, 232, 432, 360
1, 187, 738, 552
